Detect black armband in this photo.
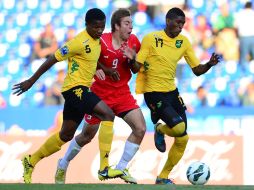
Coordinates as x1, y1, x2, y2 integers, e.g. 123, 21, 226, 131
129, 57, 136, 65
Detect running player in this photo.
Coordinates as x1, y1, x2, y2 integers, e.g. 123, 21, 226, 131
124, 7, 221, 184
54, 8, 146, 184
12, 8, 119, 183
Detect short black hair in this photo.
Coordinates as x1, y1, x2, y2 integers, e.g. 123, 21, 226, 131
85, 8, 106, 24
166, 7, 185, 19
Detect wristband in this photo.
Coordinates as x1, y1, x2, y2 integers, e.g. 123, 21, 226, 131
129, 56, 136, 65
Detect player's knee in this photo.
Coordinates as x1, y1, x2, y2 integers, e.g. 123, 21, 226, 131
133, 125, 146, 139
59, 130, 75, 142
172, 121, 186, 137
102, 109, 115, 121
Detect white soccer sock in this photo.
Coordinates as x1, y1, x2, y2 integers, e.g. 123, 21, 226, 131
116, 140, 139, 171
59, 138, 82, 170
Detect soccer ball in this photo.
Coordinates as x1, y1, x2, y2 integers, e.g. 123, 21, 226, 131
186, 161, 210, 185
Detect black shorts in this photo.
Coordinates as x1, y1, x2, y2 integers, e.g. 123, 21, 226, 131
62, 85, 101, 124
144, 88, 187, 126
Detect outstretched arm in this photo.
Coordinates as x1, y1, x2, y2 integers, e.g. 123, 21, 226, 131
12, 55, 58, 95
192, 53, 221, 76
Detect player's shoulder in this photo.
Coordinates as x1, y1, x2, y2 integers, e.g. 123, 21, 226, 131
177, 34, 190, 42
176, 34, 191, 45
72, 30, 92, 43
143, 30, 163, 39
101, 33, 111, 41
128, 34, 140, 43
100, 33, 112, 46
129, 33, 138, 39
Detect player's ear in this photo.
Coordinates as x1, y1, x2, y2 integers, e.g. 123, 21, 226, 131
166, 18, 170, 25
115, 23, 120, 31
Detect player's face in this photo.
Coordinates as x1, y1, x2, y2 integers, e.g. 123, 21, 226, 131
166, 16, 185, 38
118, 16, 133, 41
86, 19, 106, 39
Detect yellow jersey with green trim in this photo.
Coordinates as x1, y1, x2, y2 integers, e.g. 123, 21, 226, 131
136, 30, 200, 94
55, 30, 101, 92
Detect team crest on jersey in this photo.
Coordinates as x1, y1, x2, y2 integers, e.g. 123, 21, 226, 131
60, 46, 69, 55
175, 40, 183, 48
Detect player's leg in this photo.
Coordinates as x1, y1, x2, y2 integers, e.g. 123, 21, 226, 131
22, 86, 87, 183
93, 106, 124, 180
115, 108, 146, 184
155, 111, 188, 184
86, 93, 124, 180
55, 120, 99, 184
144, 90, 189, 184
92, 101, 115, 169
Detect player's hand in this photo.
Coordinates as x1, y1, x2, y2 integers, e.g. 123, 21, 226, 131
122, 45, 136, 61
208, 53, 221, 66
12, 79, 34, 96
95, 69, 106, 80
109, 69, 120, 81
103, 67, 120, 81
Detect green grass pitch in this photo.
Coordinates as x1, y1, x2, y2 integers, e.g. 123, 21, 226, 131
0, 184, 254, 190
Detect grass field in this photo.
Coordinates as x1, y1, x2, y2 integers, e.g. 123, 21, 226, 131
0, 184, 254, 190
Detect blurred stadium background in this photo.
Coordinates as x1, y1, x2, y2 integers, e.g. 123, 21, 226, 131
0, 0, 254, 185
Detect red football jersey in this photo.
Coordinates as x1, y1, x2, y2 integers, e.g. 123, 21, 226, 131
93, 33, 141, 88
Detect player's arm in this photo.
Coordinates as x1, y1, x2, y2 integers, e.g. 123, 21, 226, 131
128, 35, 142, 73
12, 55, 58, 95
123, 44, 145, 73
125, 34, 150, 74
13, 38, 79, 95
97, 62, 120, 81
130, 58, 142, 74
192, 53, 221, 76
124, 48, 142, 73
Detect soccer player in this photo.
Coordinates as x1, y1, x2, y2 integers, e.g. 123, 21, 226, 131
12, 8, 119, 184
55, 8, 146, 184
124, 7, 221, 184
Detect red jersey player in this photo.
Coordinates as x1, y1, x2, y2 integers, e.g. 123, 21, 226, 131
55, 8, 146, 184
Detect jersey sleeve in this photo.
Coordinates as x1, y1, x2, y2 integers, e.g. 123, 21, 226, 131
183, 38, 200, 68
136, 34, 151, 64
55, 38, 83, 61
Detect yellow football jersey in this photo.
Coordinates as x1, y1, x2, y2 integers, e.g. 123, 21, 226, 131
136, 30, 200, 94
55, 30, 101, 92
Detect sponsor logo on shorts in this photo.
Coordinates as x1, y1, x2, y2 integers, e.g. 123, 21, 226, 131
73, 88, 83, 100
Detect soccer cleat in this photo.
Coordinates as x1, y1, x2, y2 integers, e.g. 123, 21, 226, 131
98, 166, 123, 181
22, 155, 34, 184
120, 168, 137, 184
154, 123, 166, 152
155, 177, 175, 184
55, 159, 66, 184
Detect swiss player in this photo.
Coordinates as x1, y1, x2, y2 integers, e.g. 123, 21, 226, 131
55, 8, 146, 184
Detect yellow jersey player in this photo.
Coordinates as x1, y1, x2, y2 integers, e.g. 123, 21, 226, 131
124, 7, 221, 184
55, 8, 145, 184
12, 8, 122, 183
